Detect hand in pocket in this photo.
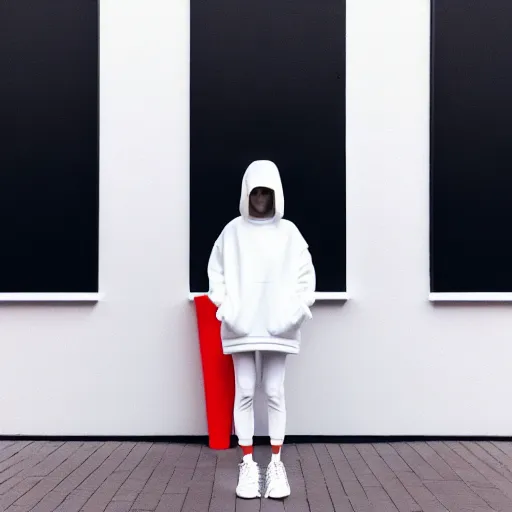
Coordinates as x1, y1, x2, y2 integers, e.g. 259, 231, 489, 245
267, 295, 311, 337
217, 297, 250, 337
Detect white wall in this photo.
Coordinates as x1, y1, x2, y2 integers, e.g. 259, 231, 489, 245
1, 0, 512, 437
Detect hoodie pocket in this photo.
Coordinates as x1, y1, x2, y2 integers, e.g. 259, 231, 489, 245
217, 296, 250, 339
267, 294, 312, 338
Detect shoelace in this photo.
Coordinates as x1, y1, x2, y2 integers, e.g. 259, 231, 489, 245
264, 461, 289, 498
266, 461, 289, 485
239, 462, 259, 487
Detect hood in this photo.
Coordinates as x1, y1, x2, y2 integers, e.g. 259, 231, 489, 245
239, 160, 285, 220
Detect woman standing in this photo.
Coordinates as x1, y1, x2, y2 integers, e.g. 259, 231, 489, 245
207, 160, 316, 499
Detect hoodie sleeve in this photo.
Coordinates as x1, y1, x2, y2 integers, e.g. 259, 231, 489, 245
289, 222, 316, 308
297, 248, 316, 308
207, 235, 225, 308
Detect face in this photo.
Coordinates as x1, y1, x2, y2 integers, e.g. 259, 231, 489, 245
249, 187, 274, 218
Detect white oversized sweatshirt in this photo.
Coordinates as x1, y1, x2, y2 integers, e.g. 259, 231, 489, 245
207, 160, 316, 355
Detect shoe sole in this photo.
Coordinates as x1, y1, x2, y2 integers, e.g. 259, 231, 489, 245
266, 492, 290, 499
236, 492, 261, 499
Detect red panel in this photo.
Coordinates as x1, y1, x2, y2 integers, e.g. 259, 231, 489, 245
194, 295, 235, 450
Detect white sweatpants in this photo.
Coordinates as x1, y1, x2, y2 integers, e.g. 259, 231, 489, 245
232, 351, 287, 446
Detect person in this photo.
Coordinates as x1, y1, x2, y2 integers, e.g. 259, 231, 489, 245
207, 160, 316, 499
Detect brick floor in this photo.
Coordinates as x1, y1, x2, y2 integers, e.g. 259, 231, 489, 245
1, 440, 512, 511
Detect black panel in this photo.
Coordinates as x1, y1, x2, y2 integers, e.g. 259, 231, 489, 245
190, 0, 346, 293
430, 0, 512, 292
0, 1, 99, 293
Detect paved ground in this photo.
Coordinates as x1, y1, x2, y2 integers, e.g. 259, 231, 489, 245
2, 440, 512, 511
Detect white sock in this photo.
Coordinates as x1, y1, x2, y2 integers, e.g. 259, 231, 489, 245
271, 452, 281, 463
242, 453, 254, 463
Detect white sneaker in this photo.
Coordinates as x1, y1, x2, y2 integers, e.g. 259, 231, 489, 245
236, 460, 261, 499
264, 460, 291, 499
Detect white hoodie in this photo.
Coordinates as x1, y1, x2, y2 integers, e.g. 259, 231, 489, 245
207, 160, 316, 355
